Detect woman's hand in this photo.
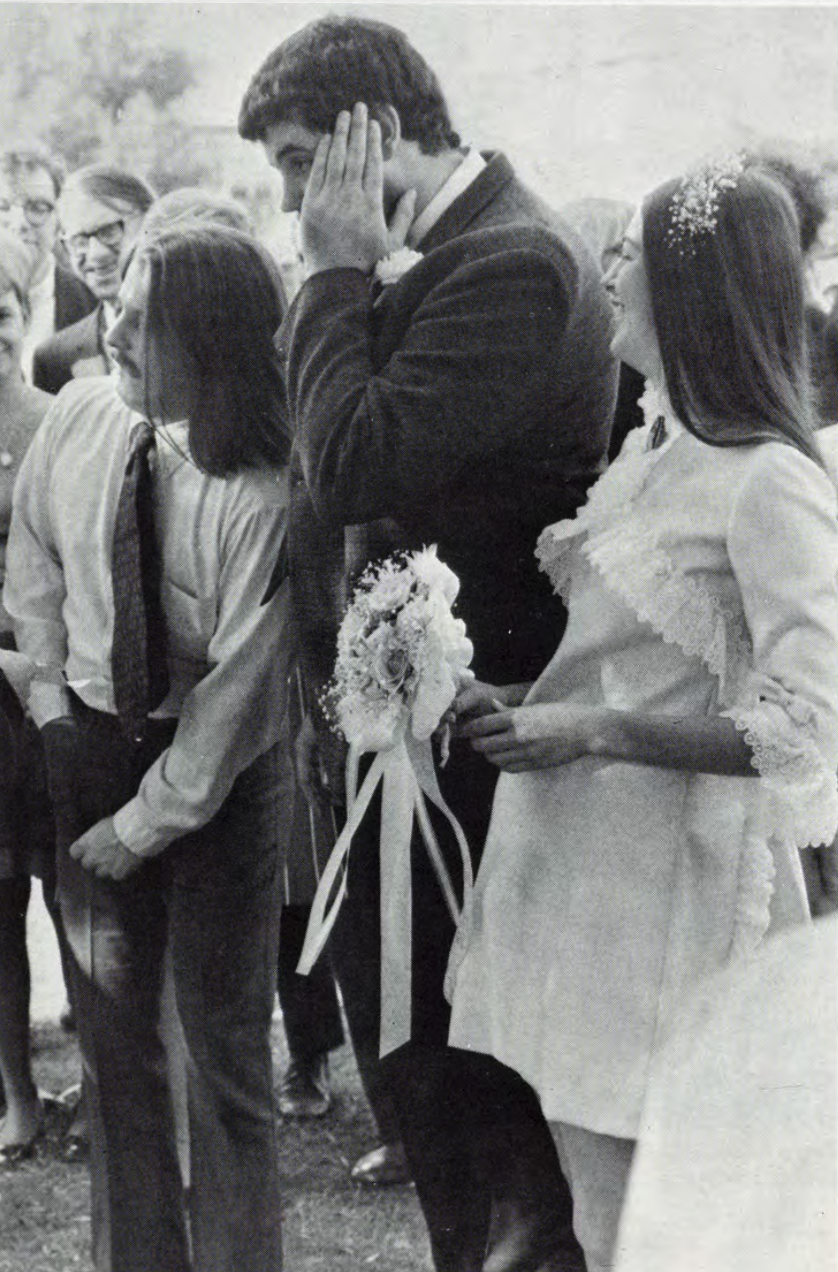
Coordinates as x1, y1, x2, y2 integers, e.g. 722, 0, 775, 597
435, 681, 530, 756
451, 680, 530, 728
457, 702, 596, 771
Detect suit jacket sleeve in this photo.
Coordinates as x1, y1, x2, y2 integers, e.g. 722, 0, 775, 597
31, 344, 62, 396
282, 244, 574, 527
54, 265, 97, 331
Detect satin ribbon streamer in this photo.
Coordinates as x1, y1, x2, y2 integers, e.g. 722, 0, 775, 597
297, 732, 473, 1056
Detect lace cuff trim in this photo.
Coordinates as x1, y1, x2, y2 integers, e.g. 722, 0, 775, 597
726, 703, 838, 851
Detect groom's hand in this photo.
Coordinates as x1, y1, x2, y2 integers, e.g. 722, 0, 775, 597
300, 102, 416, 277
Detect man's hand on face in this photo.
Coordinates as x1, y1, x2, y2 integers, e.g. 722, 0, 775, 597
69, 817, 144, 881
300, 102, 416, 278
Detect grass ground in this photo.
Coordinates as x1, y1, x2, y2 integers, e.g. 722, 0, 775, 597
0, 1018, 434, 1272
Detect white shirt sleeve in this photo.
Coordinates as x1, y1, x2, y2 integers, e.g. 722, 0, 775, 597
4, 399, 73, 724
725, 442, 838, 848
113, 493, 291, 856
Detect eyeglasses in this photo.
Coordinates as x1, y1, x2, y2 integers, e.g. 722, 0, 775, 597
64, 219, 126, 258
0, 197, 56, 227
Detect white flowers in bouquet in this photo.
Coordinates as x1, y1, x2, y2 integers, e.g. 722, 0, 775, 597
302, 546, 476, 1056
326, 546, 474, 753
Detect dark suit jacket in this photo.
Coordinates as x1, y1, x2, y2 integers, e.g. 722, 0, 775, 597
808, 304, 838, 426
280, 151, 618, 1040
53, 263, 97, 333
32, 304, 108, 396
282, 152, 618, 692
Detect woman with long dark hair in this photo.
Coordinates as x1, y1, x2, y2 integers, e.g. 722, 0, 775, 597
445, 162, 838, 1270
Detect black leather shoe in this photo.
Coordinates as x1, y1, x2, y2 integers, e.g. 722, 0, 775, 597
350, 1141, 412, 1186
277, 1055, 331, 1118
0, 1125, 44, 1168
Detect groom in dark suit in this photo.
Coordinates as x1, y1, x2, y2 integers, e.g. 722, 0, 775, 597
240, 18, 618, 1270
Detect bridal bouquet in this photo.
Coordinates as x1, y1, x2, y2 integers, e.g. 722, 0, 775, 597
325, 546, 474, 752
299, 547, 475, 1056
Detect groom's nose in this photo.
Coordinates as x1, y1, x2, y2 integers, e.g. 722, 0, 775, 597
282, 176, 306, 215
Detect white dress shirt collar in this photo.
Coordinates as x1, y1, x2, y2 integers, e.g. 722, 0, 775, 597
406, 148, 487, 249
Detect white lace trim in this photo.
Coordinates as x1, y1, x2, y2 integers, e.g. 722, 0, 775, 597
535, 418, 663, 603
535, 381, 838, 953
729, 828, 776, 957
726, 704, 838, 852
583, 520, 753, 704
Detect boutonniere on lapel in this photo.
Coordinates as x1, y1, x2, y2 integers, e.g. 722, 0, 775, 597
374, 247, 423, 289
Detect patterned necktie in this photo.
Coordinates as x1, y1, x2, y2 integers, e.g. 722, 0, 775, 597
111, 422, 169, 742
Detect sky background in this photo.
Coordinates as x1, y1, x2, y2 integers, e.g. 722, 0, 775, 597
4, 4, 838, 209
163, 2, 838, 205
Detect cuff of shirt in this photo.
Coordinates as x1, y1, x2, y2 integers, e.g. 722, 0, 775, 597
28, 680, 72, 728
112, 800, 178, 858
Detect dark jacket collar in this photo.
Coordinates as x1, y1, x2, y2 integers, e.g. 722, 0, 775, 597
415, 152, 515, 254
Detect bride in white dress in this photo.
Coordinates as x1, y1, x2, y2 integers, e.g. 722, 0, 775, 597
446, 159, 838, 1272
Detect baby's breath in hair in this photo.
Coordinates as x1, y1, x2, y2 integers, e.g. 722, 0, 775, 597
667, 153, 746, 253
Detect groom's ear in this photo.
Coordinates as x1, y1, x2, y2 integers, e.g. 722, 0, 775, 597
376, 105, 402, 161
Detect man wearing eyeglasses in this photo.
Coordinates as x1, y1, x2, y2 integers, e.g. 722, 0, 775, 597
0, 145, 97, 382
32, 165, 154, 395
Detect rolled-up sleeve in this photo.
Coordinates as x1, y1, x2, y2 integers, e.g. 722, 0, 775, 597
5, 402, 72, 725
113, 496, 291, 855
725, 443, 838, 848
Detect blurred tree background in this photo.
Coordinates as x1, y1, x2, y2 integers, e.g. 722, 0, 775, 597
2, 2, 838, 285
0, 4, 296, 274
0, 6, 206, 188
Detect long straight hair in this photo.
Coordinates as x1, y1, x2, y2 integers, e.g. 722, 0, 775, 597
140, 224, 290, 477
643, 167, 823, 467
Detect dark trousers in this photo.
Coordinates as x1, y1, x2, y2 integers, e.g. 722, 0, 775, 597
276, 903, 343, 1062
43, 700, 284, 1272
330, 745, 583, 1272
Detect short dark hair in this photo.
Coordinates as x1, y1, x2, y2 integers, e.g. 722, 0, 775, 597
61, 164, 156, 216
643, 166, 821, 466
238, 15, 461, 154
1, 142, 66, 200
139, 224, 290, 476
747, 152, 828, 256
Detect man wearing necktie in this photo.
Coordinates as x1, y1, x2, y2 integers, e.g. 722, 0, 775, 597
5, 224, 291, 1272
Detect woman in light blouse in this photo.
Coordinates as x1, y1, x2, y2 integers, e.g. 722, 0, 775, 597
447, 161, 838, 1271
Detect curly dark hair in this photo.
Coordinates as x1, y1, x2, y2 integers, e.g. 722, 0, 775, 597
238, 16, 460, 155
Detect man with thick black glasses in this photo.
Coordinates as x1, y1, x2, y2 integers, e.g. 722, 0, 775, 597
32, 164, 154, 395
0, 144, 96, 381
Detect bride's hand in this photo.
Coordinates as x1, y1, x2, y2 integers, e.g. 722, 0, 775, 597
447, 680, 531, 734
458, 702, 596, 771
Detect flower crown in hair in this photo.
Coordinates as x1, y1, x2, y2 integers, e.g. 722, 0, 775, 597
667, 153, 746, 252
